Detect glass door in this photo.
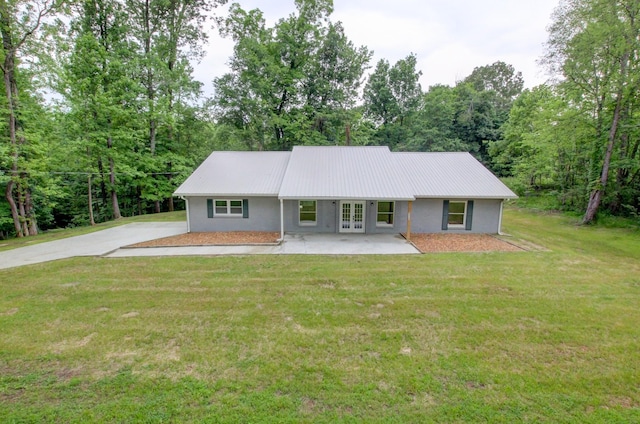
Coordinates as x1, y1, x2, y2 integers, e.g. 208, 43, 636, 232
340, 201, 365, 233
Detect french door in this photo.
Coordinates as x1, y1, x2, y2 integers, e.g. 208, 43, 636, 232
340, 201, 365, 233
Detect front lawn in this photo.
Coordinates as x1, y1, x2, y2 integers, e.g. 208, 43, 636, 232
1, 208, 639, 422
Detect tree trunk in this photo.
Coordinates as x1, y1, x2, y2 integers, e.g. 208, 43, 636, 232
18, 188, 27, 235
88, 174, 95, 226
583, 85, 625, 224
5, 180, 22, 237
107, 136, 122, 219
1, 25, 23, 237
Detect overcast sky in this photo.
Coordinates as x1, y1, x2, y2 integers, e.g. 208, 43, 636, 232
194, 0, 560, 97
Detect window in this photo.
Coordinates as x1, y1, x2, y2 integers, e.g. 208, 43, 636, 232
208, 199, 246, 217
448, 201, 466, 227
299, 200, 317, 225
442, 200, 474, 230
377, 201, 394, 226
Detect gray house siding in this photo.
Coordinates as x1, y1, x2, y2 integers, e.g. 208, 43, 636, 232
411, 198, 503, 234
283, 200, 337, 233
187, 196, 504, 234
284, 199, 409, 234
188, 196, 280, 232
364, 201, 408, 234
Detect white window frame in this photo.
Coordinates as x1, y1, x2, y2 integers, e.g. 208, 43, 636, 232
214, 199, 243, 217
298, 200, 317, 226
376, 201, 395, 227
447, 201, 467, 229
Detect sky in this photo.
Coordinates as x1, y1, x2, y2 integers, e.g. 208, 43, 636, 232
193, 0, 561, 97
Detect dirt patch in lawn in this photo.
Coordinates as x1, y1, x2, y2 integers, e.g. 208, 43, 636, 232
406, 233, 524, 253
129, 231, 280, 247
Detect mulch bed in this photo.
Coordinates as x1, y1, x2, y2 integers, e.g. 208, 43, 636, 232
129, 231, 280, 247
130, 231, 525, 252
405, 233, 524, 253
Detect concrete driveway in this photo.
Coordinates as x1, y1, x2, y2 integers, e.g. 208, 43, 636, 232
1, 225, 419, 270
0, 222, 187, 270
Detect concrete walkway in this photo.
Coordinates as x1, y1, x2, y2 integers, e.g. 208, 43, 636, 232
0, 222, 187, 270
0, 225, 419, 270
105, 233, 420, 258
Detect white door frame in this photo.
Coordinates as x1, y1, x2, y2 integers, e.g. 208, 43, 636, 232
339, 200, 366, 233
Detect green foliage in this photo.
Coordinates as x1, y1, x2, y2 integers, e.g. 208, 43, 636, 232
463, 60, 524, 115
543, 0, 640, 221
362, 54, 423, 149
214, 0, 371, 150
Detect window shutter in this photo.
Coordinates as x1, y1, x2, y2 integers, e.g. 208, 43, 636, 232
441, 200, 449, 230
465, 200, 474, 231
207, 199, 213, 218
242, 199, 249, 218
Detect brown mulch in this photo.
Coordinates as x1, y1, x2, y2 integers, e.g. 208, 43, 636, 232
130, 231, 526, 252
405, 233, 524, 253
129, 231, 280, 247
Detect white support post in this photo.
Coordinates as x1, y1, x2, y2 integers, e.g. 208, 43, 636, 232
279, 198, 284, 241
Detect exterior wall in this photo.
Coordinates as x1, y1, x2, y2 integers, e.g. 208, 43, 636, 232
284, 199, 337, 233
365, 200, 408, 234
186, 197, 503, 234
187, 196, 280, 232
284, 199, 409, 234
411, 198, 503, 234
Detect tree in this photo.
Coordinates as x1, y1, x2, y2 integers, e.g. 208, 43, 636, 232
63, 0, 143, 221
214, 0, 371, 150
362, 54, 422, 149
125, 0, 226, 213
463, 61, 524, 116
0, 0, 65, 236
545, 0, 640, 223
407, 84, 467, 152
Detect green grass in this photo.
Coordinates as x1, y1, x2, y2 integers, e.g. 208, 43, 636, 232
1, 208, 639, 422
0, 211, 185, 252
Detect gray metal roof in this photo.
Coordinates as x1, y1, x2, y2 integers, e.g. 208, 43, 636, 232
174, 147, 517, 200
395, 152, 518, 199
173, 151, 291, 196
277, 146, 416, 200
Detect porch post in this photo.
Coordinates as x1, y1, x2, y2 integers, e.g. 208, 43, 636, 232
407, 200, 412, 241
279, 198, 284, 241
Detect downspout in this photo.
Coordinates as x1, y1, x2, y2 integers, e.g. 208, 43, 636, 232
279, 198, 284, 241
406, 200, 412, 241
498, 200, 504, 235
180, 196, 191, 233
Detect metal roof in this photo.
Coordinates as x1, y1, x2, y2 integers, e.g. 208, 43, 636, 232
277, 146, 416, 200
395, 152, 518, 199
174, 147, 517, 200
173, 151, 291, 196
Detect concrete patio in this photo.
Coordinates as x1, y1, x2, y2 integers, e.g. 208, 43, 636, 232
105, 232, 420, 258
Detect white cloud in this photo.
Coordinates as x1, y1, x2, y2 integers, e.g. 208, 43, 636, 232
194, 0, 560, 96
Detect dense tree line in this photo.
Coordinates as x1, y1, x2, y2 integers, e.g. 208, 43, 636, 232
1, 0, 639, 239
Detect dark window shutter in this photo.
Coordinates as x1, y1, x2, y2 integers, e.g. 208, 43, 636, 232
242, 199, 249, 218
441, 200, 449, 230
465, 200, 474, 231
207, 199, 213, 218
